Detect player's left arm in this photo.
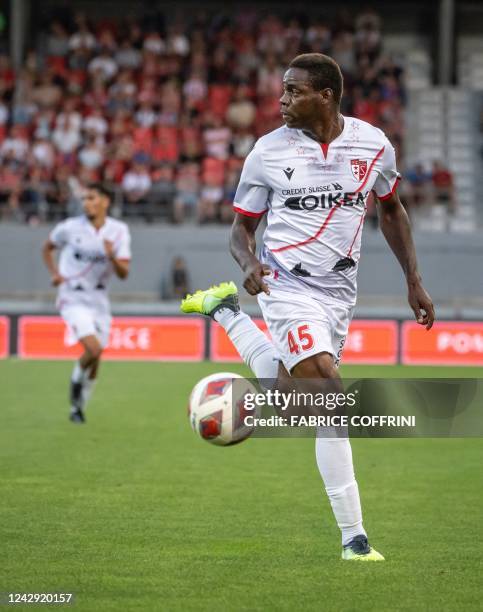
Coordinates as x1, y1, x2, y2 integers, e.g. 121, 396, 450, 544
376, 192, 435, 330
104, 240, 130, 280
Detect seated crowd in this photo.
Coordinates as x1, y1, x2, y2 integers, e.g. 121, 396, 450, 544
0, 8, 405, 224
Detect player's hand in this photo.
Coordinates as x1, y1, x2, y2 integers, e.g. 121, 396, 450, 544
51, 272, 65, 287
243, 261, 272, 296
408, 281, 435, 330
103, 240, 114, 260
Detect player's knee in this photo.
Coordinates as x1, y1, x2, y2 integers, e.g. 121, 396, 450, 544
86, 342, 103, 361
92, 346, 103, 361
291, 352, 338, 379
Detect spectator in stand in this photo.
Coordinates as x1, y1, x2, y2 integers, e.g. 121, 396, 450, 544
45, 21, 70, 58
404, 163, 431, 215
79, 135, 105, 172
173, 161, 200, 223
115, 40, 142, 70
232, 128, 256, 158
203, 113, 231, 160
234, 37, 259, 81
150, 164, 177, 219
56, 98, 82, 133
0, 126, 29, 162
52, 114, 81, 159
31, 136, 55, 169
135, 102, 158, 128
22, 165, 49, 224
88, 49, 119, 82
257, 15, 285, 54
122, 154, 153, 218
257, 53, 284, 98
331, 30, 356, 76
170, 256, 190, 299
0, 158, 24, 220
226, 84, 256, 130
83, 106, 109, 139
68, 14, 96, 52
143, 31, 165, 55
183, 69, 207, 112
198, 177, 224, 224
219, 164, 240, 224
432, 161, 456, 215
306, 21, 332, 54
166, 24, 190, 57
31, 72, 62, 110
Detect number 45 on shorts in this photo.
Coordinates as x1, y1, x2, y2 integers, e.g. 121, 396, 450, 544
287, 324, 314, 355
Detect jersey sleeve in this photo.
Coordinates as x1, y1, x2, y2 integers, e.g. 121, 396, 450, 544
233, 145, 271, 217
49, 220, 69, 248
114, 225, 131, 260
372, 139, 401, 201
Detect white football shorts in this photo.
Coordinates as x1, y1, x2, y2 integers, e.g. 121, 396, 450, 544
60, 305, 112, 348
258, 283, 353, 372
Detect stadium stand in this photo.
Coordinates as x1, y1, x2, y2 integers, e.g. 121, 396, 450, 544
0, 8, 406, 224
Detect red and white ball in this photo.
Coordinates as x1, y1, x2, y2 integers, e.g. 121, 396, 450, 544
188, 373, 258, 446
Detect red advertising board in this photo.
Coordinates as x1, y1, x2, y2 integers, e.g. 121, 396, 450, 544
18, 316, 205, 361
402, 321, 483, 365
342, 320, 398, 364
0, 316, 9, 358
211, 318, 398, 365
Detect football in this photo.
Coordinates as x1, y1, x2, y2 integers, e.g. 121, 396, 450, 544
188, 373, 258, 446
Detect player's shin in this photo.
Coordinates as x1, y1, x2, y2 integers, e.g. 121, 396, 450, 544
214, 309, 279, 380
81, 378, 96, 407
71, 360, 88, 385
315, 435, 367, 545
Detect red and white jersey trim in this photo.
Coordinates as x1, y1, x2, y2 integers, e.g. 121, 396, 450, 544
233, 205, 267, 218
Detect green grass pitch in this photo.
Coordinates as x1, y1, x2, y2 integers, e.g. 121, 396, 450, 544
1, 360, 482, 611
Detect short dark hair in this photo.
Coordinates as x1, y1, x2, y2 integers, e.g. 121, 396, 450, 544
289, 53, 343, 104
87, 182, 113, 203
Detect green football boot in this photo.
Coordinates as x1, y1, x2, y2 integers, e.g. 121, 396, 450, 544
342, 535, 385, 561
180, 281, 240, 319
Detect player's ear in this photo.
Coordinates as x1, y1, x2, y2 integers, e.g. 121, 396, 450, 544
320, 88, 333, 105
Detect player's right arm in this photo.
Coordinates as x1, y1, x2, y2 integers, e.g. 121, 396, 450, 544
229, 144, 272, 295
42, 222, 68, 286
42, 240, 65, 286
230, 214, 271, 295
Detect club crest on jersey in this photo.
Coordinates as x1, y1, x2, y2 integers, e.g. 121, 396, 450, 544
350, 159, 367, 182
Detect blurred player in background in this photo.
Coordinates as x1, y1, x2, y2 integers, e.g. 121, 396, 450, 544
42, 184, 131, 423
182, 54, 435, 561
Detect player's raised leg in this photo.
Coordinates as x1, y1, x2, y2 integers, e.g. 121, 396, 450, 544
180, 282, 280, 380
292, 352, 384, 561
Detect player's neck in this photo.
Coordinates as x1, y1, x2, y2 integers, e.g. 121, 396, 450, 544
89, 215, 107, 230
302, 111, 343, 145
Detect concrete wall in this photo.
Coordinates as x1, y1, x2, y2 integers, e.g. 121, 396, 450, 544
0, 223, 482, 307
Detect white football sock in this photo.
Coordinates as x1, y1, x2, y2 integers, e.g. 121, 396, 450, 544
82, 378, 96, 407
71, 361, 87, 384
315, 435, 367, 546
214, 309, 279, 379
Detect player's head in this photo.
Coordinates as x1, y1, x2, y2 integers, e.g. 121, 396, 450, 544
83, 183, 113, 220
280, 54, 343, 128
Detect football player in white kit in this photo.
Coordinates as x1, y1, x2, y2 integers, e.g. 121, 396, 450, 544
181, 54, 435, 560
42, 183, 131, 423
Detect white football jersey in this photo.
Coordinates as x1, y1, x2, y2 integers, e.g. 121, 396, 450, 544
233, 116, 400, 305
49, 215, 131, 312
